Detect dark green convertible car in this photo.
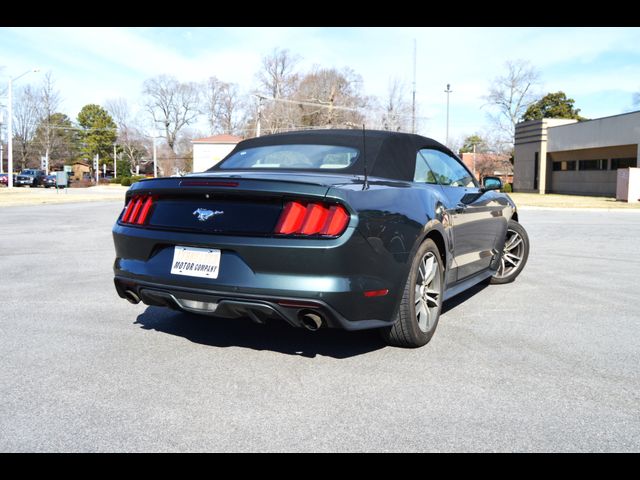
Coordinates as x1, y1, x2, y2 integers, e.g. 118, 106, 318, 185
112, 129, 529, 348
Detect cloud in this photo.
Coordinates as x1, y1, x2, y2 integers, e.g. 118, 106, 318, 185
1, 26, 639, 142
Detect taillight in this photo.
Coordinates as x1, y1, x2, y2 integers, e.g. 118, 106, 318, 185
121, 195, 155, 225
275, 201, 350, 237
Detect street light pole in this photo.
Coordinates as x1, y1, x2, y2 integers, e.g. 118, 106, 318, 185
473, 142, 477, 178
7, 69, 40, 188
444, 83, 452, 147
411, 38, 417, 134
7, 77, 13, 188
256, 95, 264, 138
153, 137, 157, 178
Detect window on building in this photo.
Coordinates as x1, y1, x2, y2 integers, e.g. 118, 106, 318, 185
552, 161, 577, 171
578, 159, 607, 171
611, 158, 637, 170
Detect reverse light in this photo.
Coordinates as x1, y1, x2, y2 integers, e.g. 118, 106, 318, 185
121, 195, 155, 225
275, 201, 350, 237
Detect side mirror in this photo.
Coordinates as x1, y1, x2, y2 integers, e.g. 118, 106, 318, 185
482, 176, 502, 191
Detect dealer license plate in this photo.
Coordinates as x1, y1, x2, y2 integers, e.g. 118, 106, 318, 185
170, 246, 221, 279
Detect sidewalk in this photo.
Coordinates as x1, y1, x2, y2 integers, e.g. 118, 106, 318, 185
0, 185, 128, 207
508, 192, 640, 210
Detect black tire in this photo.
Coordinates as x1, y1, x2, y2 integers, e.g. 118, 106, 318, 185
490, 220, 530, 285
380, 239, 444, 348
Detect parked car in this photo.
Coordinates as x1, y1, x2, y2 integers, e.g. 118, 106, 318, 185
43, 174, 58, 188
0, 173, 18, 187
15, 169, 46, 187
112, 130, 530, 348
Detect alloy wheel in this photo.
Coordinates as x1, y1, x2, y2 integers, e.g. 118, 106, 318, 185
414, 252, 441, 333
495, 228, 525, 279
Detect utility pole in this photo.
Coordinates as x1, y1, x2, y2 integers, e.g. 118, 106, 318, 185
113, 143, 117, 178
256, 95, 265, 138
153, 138, 157, 178
412, 39, 417, 134
444, 83, 453, 147
472, 142, 477, 178
7, 77, 13, 187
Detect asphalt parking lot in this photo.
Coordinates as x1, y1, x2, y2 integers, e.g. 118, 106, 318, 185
1, 201, 639, 452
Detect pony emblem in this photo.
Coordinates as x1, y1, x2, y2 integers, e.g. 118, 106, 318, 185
193, 208, 224, 222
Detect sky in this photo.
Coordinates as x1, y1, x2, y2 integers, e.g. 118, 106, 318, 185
1, 26, 639, 146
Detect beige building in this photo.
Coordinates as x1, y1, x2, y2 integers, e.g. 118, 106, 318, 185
70, 162, 91, 182
192, 134, 242, 173
514, 111, 640, 195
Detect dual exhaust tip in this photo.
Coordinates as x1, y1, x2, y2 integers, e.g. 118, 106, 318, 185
298, 310, 323, 331
124, 288, 324, 331
124, 290, 141, 304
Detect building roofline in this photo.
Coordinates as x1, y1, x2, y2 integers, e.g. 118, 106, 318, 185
548, 109, 640, 128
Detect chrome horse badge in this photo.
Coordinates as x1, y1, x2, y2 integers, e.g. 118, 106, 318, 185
193, 208, 224, 222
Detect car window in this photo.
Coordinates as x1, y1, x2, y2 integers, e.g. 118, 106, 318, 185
417, 149, 476, 188
216, 144, 359, 170
413, 152, 439, 184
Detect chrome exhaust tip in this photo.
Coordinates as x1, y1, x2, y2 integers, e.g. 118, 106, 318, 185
124, 290, 141, 304
299, 311, 323, 331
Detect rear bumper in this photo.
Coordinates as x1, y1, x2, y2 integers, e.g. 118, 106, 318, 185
112, 222, 408, 331
114, 276, 394, 331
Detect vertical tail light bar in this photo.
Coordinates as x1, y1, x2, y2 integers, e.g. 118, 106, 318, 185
121, 195, 155, 225
275, 201, 350, 237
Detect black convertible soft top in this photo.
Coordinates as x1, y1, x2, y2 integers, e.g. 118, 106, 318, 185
209, 129, 455, 182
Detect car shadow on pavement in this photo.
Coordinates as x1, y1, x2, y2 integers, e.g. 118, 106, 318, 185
134, 306, 386, 359
441, 281, 489, 315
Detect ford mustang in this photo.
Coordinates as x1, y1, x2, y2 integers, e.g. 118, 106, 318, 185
112, 129, 529, 348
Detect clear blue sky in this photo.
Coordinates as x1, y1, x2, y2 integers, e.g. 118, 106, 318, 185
1, 26, 639, 145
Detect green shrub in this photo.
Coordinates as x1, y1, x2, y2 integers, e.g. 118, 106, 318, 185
502, 183, 513, 193
121, 177, 132, 187
109, 176, 122, 184
130, 175, 146, 184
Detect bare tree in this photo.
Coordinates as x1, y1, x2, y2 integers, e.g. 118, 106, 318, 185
105, 97, 149, 175
142, 75, 201, 152
294, 66, 368, 128
35, 72, 62, 165
217, 83, 246, 135
0, 66, 6, 109
203, 77, 246, 135
203, 76, 225, 134
257, 48, 300, 99
380, 78, 412, 132
12, 85, 40, 169
484, 60, 541, 148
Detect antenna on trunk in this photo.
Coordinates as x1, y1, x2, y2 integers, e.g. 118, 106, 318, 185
362, 124, 369, 190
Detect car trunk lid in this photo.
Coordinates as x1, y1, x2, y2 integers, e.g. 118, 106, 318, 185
119, 171, 357, 236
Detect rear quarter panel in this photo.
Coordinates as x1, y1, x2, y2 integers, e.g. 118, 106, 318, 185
326, 178, 451, 302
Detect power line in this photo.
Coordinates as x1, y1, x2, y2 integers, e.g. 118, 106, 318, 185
254, 94, 429, 121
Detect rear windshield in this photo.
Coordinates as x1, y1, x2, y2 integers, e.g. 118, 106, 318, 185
216, 144, 359, 170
